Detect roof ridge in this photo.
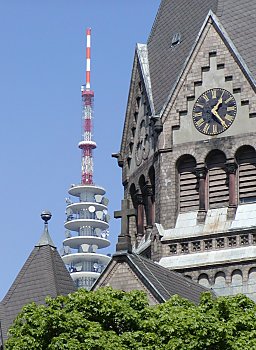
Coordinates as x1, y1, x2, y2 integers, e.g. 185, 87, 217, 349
134, 254, 173, 299
132, 253, 213, 294
136, 43, 155, 115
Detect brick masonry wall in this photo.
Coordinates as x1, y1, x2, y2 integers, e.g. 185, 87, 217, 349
178, 261, 256, 301
157, 19, 256, 230
95, 261, 158, 305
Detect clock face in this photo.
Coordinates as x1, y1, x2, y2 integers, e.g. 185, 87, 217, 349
192, 88, 237, 135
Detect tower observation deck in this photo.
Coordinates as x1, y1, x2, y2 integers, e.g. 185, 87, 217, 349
61, 28, 111, 290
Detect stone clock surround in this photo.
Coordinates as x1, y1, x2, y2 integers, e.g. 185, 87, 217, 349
173, 55, 255, 145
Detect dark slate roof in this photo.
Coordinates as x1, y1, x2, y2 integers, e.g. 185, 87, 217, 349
93, 252, 214, 304
147, 0, 256, 114
0, 304, 4, 347
218, 0, 256, 82
127, 254, 214, 304
0, 243, 76, 340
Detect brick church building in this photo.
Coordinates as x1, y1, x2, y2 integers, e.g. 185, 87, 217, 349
2, 0, 256, 344
95, 0, 256, 301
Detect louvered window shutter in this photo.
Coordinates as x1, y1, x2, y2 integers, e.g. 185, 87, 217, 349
207, 151, 229, 209
237, 146, 256, 203
178, 156, 199, 212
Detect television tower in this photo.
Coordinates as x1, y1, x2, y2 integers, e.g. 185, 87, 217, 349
61, 28, 111, 290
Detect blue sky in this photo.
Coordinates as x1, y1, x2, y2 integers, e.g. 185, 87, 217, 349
0, 1, 160, 299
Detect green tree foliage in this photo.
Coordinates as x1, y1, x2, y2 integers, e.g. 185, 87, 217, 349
5, 288, 256, 350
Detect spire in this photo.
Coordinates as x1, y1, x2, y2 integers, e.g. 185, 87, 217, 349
0, 210, 76, 341
36, 210, 55, 248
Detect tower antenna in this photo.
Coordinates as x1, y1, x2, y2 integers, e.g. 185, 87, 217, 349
79, 28, 96, 185
62, 28, 111, 290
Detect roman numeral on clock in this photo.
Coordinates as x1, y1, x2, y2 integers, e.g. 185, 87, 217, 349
202, 93, 209, 102
225, 114, 234, 122
211, 90, 217, 99
212, 125, 218, 134
225, 96, 233, 104
203, 123, 210, 133
195, 118, 204, 127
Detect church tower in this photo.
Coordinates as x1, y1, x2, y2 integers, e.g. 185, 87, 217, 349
114, 0, 256, 300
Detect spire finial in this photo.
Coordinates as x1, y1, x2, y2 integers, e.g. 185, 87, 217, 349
36, 210, 55, 248
41, 210, 52, 224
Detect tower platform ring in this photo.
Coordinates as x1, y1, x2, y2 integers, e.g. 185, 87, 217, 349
62, 252, 111, 265
63, 236, 110, 249
64, 219, 108, 231
68, 184, 105, 197
78, 140, 97, 149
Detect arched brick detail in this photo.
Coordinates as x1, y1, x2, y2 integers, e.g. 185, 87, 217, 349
231, 269, 243, 295
173, 151, 198, 166
214, 271, 226, 287
198, 273, 210, 288
230, 141, 256, 159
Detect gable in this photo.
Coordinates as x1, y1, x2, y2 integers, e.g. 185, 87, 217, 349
160, 16, 256, 148
93, 260, 159, 305
147, 0, 219, 115
147, 0, 256, 116
119, 48, 155, 181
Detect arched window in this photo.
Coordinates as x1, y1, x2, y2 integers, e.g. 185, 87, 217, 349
198, 273, 210, 287
177, 155, 199, 212
248, 268, 256, 296
236, 146, 256, 203
231, 269, 243, 295
214, 271, 226, 291
206, 150, 229, 209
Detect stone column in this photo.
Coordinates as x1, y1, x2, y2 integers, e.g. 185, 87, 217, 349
226, 162, 238, 219
144, 184, 154, 228
136, 193, 144, 238
195, 167, 207, 223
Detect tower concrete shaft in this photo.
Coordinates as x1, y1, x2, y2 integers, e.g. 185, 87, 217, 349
62, 29, 110, 290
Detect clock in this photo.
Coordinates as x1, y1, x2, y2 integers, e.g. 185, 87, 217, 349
192, 88, 237, 135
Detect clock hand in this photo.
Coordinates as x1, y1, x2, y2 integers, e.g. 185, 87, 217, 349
212, 109, 227, 128
211, 91, 224, 112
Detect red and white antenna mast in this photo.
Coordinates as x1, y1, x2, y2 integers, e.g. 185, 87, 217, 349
79, 28, 96, 184
62, 28, 111, 290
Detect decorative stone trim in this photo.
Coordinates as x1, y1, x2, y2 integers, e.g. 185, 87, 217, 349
168, 233, 256, 256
